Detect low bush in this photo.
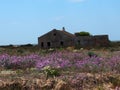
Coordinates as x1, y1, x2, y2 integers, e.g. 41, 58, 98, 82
75, 31, 91, 36
42, 66, 60, 78
87, 51, 97, 57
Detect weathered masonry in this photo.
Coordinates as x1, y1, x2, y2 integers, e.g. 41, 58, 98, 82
38, 28, 110, 49
38, 28, 75, 49
75, 35, 109, 47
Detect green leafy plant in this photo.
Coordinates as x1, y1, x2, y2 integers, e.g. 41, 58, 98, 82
88, 51, 97, 57
42, 66, 60, 78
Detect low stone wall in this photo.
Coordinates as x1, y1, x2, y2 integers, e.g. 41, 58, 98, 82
76, 35, 109, 47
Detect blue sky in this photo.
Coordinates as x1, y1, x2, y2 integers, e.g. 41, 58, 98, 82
0, 0, 120, 45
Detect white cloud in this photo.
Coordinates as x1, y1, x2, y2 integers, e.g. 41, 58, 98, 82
68, 0, 85, 3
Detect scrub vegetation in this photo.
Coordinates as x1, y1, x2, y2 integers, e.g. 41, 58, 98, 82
0, 42, 120, 90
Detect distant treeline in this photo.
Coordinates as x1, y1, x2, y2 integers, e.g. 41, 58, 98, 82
0, 44, 37, 48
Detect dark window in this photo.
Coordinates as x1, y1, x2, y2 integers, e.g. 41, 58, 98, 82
60, 41, 64, 46
53, 33, 56, 36
47, 42, 51, 47
41, 42, 44, 47
78, 40, 80, 44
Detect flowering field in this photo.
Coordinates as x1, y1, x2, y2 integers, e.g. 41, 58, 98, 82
0, 48, 120, 89
0, 50, 120, 73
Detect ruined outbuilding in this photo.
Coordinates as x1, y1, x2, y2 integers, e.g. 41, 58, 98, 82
38, 28, 110, 49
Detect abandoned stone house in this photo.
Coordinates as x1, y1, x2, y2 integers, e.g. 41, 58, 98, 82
38, 28, 110, 49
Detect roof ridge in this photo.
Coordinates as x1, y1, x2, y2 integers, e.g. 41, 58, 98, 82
60, 30, 75, 38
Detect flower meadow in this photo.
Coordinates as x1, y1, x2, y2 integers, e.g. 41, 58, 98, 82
0, 50, 120, 89
0, 50, 120, 73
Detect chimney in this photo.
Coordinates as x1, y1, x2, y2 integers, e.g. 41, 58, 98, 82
62, 27, 65, 31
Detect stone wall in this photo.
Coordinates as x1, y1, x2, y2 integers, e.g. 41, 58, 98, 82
38, 29, 110, 49
76, 35, 109, 47
38, 29, 75, 49
94, 35, 110, 47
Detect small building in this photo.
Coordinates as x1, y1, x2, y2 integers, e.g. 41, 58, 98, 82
94, 35, 110, 47
38, 28, 110, 49
75, 36, 95, 47
75, 35, 109, 47
38, 28, 76, 49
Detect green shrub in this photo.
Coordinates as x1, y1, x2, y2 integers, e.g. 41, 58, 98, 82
88, 51, 97, 57
75, 31, 91, 36
42, 66, 60, 78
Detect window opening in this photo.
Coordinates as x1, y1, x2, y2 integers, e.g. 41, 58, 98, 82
41, 42, 44, 47
60, 41, 64, 46
53, 33, 56, 36
47, 42, 51, 47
